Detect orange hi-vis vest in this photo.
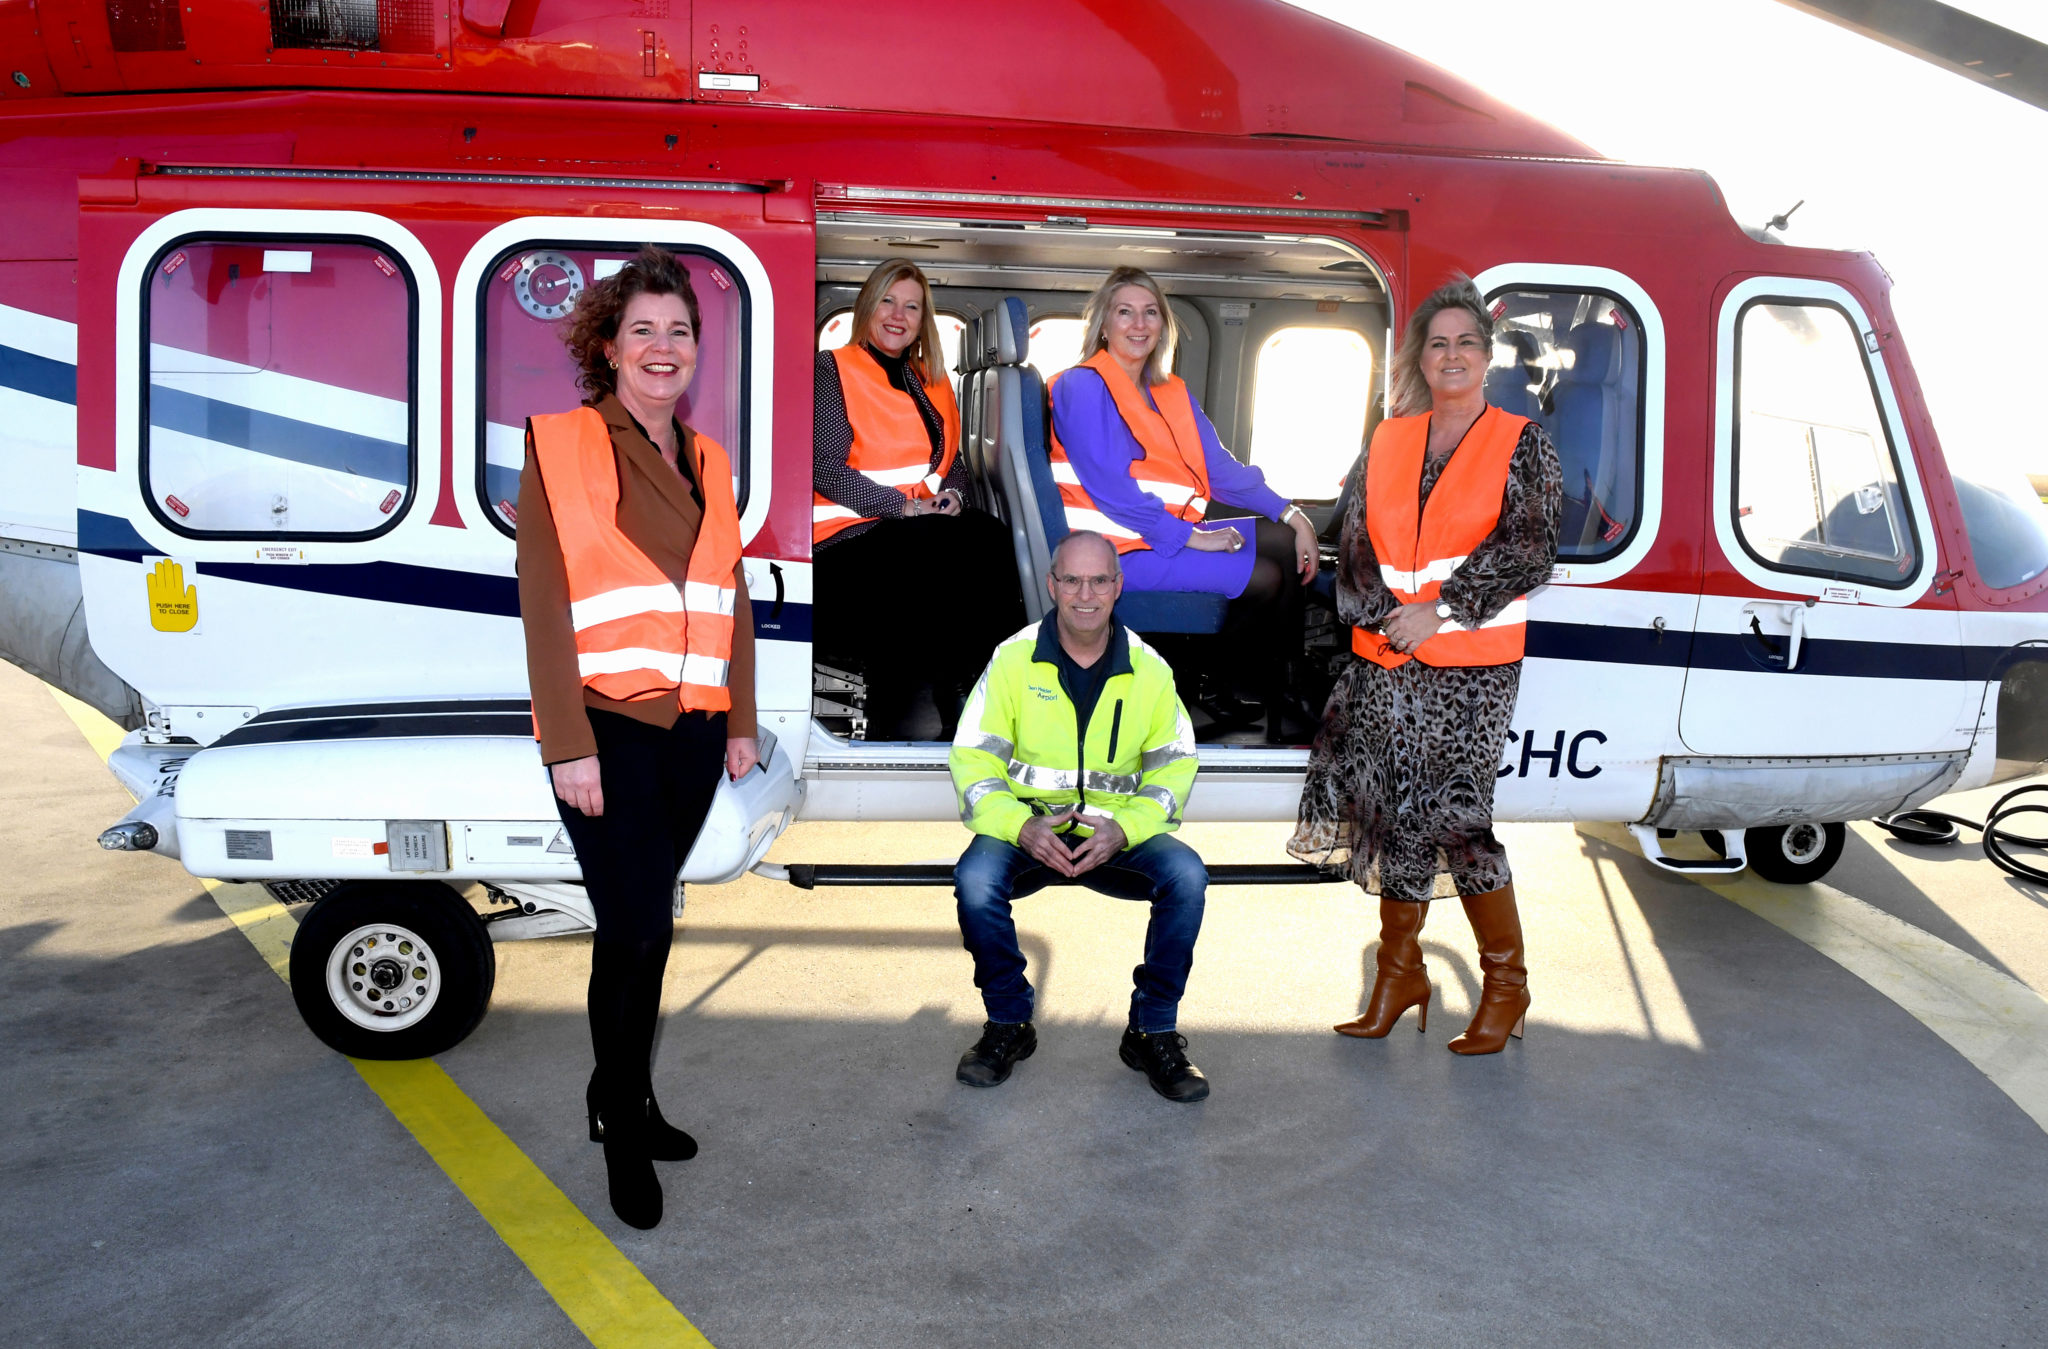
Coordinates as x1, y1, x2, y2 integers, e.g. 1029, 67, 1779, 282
1354, 404, 1531, 669
812, 344, 961, 544
1048, 349, 1212, 555
530, 406, 741, 712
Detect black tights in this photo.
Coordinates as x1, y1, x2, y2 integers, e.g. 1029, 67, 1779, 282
554, 708, 727, 1111
1222, 517, 1307, 697
814, 510, 1026, 738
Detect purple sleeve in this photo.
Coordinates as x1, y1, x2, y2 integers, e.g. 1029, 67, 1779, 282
1050, 369, 1195, 556
1192, 397, 1290, 521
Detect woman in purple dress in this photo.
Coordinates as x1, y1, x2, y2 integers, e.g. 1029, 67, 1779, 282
1048, 266, 1320, 739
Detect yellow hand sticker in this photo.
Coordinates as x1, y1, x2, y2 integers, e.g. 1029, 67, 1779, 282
147, 558, 199, 632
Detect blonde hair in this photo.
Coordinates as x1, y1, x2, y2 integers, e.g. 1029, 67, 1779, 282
1389, 275, 1494, 418
851, 259, 947, 386
1080, 267, 1179, 386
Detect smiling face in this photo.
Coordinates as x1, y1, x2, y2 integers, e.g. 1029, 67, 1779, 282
1047, 533, 1123, 646
866, 277, 926, 358
1419, 306, 1489, 406
604, 291, 697, 415
1103, 284, 1163, 378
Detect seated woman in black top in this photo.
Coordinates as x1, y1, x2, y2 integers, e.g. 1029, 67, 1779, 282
813, 259, 1023, 739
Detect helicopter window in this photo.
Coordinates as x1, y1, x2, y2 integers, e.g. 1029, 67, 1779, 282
478, 244, 749, 535
1487, 288, 1644, 561
1953, 467, 2048, 591
1247, 326, 1374, 500
1733, 300, 1916, 587
1026, 316, 1088, 381
140, 237, 416, 540
818, 308, 967, 397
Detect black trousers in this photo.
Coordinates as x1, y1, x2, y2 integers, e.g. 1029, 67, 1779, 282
814, 510, 1026, 737
554, 707, 727, 1107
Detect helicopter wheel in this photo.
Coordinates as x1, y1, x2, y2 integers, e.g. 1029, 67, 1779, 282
1742, 822, 1847, 885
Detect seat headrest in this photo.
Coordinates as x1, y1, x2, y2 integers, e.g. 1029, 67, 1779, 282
994, 297, 1030, 366
1563, 322, 1623, 384
1498, 329, 1542, 369
956, 312, 984, 374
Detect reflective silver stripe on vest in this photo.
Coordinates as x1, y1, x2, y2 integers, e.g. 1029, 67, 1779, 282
570, 581, 684, 632
1378, 555, 1468, 594
1141, 741, 1196, 771
860, 462, 935, 488
959, 776, 1011, 823
1436, 597, 1528, 635
1059, 505, 1143, 543
1083, 770, 1141, 796
683, 579, 737, 617
960, 732, 1016, 761
1136, 783, 1182, 821
680, 652, 729, 687
1007, 760, 1078, 792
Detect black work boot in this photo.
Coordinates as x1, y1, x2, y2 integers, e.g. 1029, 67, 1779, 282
956, 1020, 1037, 1088
1119, 1027, 1211, 1103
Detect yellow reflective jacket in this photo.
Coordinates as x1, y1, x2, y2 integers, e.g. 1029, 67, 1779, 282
950, 616, 1198, 849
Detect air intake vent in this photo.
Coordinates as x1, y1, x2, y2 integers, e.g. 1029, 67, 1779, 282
105, 0, 186, 51
271, 0, 438, 53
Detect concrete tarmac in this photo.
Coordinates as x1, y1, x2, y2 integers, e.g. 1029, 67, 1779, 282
4, 656, 2045, 1347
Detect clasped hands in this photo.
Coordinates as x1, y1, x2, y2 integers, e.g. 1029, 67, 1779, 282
1018, 809, 1126, 878
1183, 510, 1321, 583
1380, 600, 1446, 656
903, 489, 963, 518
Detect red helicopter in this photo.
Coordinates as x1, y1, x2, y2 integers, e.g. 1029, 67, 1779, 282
5, 0, 2046, 1056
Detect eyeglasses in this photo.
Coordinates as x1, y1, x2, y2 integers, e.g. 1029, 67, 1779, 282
1052, 573, 1118, 594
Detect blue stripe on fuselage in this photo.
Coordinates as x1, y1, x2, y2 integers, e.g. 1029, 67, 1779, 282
0, 343, 78, 405
75, 509, 814, 639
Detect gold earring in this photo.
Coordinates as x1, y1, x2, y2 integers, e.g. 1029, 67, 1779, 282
608, 359, 618, 369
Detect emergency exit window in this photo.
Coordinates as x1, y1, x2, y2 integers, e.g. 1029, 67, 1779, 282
1248, 327, 1373, 500
1488, 288, 1645, 561
1733, 300, 1916, 586
142, 238, 415, 538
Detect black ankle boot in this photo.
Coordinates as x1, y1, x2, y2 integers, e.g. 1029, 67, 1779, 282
588, 1069, 698, 1162
597, 1095, 662, 1230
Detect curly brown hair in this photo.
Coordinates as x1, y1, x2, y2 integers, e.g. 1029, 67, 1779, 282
561, 243, 703, 397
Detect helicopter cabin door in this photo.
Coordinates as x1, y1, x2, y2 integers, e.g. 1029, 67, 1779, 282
1680, 275, 1966, 758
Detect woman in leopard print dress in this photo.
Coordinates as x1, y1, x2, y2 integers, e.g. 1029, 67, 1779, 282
1288, 276, 1561, 1055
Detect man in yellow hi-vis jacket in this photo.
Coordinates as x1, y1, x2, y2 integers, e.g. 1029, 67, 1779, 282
948, 530, 1209, 1103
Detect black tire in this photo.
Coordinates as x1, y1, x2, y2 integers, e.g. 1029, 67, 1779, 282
1701, 829, 1727, 858
289, 881, 496, 1059
1744, 822, 1846, 885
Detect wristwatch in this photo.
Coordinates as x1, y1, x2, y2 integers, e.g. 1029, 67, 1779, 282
1282, 504, 1308, 527
1434, 600, 1453, 620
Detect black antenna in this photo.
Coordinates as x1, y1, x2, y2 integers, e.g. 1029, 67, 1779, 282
1765, 199, 1805, 233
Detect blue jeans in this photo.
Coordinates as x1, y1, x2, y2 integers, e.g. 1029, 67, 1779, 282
953, 833, 1208, 1033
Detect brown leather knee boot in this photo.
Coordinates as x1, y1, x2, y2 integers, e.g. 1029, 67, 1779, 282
1448, 884, 1528, 1055
1335, 898, 1431, 1037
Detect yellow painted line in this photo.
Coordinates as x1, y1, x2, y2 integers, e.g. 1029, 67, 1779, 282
50, 688, 711, 1348
1583, 822, 2048, 1135
204, 878, 296, 981
49, 686, 127, 760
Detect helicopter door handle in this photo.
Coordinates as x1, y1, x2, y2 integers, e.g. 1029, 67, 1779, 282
1742, 601, 1807, 671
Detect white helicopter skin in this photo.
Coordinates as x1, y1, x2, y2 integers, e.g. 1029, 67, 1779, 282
6, 0, 2048, 1053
